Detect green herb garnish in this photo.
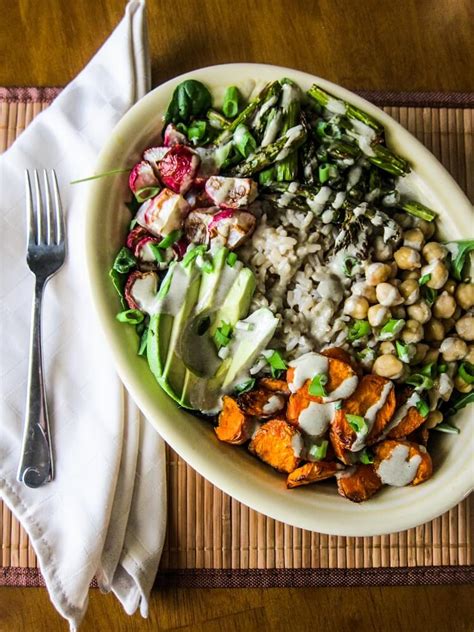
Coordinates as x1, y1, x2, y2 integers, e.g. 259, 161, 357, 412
235, 378, 256, 394
346, 414, 367, 434
415, 397, 430, 418
359, 448, 374, 464
342, 256, 359, 277
396, 340, 411, 363
308, 373, 328, 398
445, 240, 474, 280
266, 351, 287, 378
348, 320, 371, 342
308, 440, 329, 461
419, 273, 431, 286
433, 422, 460, 434
149, 243, 165, 263
165, 79, 212, 124
379, 319, 406, 341
116, 309, 144, 325
458, 362, 474, 385
157, 229, 182, 249
183, 244, 207, 267
222, 86, 241, 118
187, 120, 208, 144
214, 321, 233, 349
112, 247, 137, 274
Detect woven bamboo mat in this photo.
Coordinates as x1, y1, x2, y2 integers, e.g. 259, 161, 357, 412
0, 89, 473, 588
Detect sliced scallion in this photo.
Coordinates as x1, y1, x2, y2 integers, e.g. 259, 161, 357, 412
415, 397, 430, 418
183, 244, 207, 267
433, 422, 460, 434
359, 448, 374, 464
187, 120, 208, 144
308, 373, 328, 398
319, 163, 330, 183
458, 362, 474, 384
396, 340, 411, 363
157, 229, 182, 249
378, 319, 406, 341
308, 440, 329, 461
266, 351, 287, 378
346, 414, 367, 434
116, 309, 144, 324
135, 186, 160, 203
348, 319, 371, 342
234, 378, 256, 394
222, 86, 241, 118
112, 247, 137, 274
149, 243, 165, 263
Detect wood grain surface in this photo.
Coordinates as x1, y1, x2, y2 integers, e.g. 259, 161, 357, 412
0, 0, 473, 631
0, 0, 473, 91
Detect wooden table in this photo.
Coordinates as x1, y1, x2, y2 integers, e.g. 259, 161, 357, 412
0, 1, 472, 630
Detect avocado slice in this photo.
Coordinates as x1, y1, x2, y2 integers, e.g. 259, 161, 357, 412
222, 307, 279, 390
195, 247, 228, 314
210, 267, 256, 335
147, 261, 201, 408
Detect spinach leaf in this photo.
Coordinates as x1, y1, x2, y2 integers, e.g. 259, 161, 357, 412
165, 80, 212, 125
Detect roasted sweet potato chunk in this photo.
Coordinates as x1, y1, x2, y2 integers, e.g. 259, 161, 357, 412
386, 390, 426, 440
287, 356, 358, 403
215, 396, 255, 445
287, 461, 341, 488
336, 464, 383, 502
249, 419, 302, 473
286, 391, 310, 424
259, 377, 290, 395
331, 375, 396, 451
322, 347, 362, 376
238, 388, 285, 418
373, 440, 432, 486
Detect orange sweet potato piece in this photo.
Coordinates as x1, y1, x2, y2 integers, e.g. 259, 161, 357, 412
322, 347, 362, 376
386, 390, 425, 440
336, 464, 383, 502
215, 396, 255, 445
286, 391, 311, 424
331, 375, 396, 450
287, 356, 357, 403
249, 419, 302, 473
259, 377, 290, 395
373, 440, 432, 486
329, 426, 354, 465
287, 461, 341, 488
238, 388, 285, 418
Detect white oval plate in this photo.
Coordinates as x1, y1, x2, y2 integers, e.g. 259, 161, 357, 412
86, 64, 473, 536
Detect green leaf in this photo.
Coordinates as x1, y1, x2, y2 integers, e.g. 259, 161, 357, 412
165, 80, 212, 125
445, 240, 474, 281
308, 373, 328, 398
112, 247, 137, 274
346, 414, 367, 434
235, 378, 256, 394
419, 273, 431, 286
109, 268, 127, 309
308, 440, 329, 461
342, 256, 359, 277
187, 120, 208, 144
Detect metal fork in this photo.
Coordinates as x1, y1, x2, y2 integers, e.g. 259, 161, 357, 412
17, 170, 66, 488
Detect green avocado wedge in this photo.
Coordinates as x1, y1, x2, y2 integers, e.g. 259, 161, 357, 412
210, 267, 256, 335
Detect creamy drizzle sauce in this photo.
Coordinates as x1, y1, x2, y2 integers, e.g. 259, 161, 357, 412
275, 125, 303, 161
381, 392, 420, 439
261, 111, 283, 147
351, 381, 393, 451
298, 401, 335, 437
263, 394, 285, 415
307, 186, 332, 214
131, 273, 159, 314
153, 264, 194, 316
291, 432, 304, 458
288, 352, 329, 393
211, 260, 243, 308
325, 97, 346, 115
252, 95, 278, 128
376, 444, 421, 486
324, 375, 358, 403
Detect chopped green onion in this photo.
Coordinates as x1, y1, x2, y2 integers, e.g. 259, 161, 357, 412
148, 243, 164, 263
227, 252, 238, 267
157, 229, 182, 249
356, 348, 376, 364
346, 414, 367, 434
233, 124, 257, 158
359, 448, 374, 464
70, 167, 130, 184
415, 397, 430, 418
308, 373, 328, 398
378, 319, 406, 341
116, 309, 144, 324
419, 362, 437, 378
458, 362, 474, 384
319, 163, 330, 183
266, 351, 287, 378
109, 268, 127, 308
222, 86, 241, 118
214, 321, 233, 349
187, 120, 208, 144
201, 258, 214, 273
112, 247, 137, 274
129, 217, 138, 230
405, 373, 434, 391
258, 167, 276, 185
138, 327, 149, 355
135, 186, 160, 203
421, 286, 437, 305
234, 378, 256, 394
443, 391, 474, 418
433, 422, 460, 434
342, 256, 359, 277
183, 244, 207, 267
308, 440, 329, 461
445, 240, 474, 281
348, 320, 371, 342
438, 363, 447, 374
396, 340, 411, 363
419, 273, 431, 286
157, 265, 175, 299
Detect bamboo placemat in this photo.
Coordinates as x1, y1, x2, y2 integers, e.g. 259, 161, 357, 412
0, 89, 473, 588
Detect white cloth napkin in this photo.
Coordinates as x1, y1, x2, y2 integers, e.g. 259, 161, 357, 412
0, 1, 166, 629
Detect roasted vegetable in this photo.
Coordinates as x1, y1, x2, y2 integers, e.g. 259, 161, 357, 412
249, 419, 303, 473
215, 395, 255, 445
287, 461, 341, 488
373, 440, 432, 486
336, 464, 383, 502
157, 145, 200, 195
237, 388, 286, 418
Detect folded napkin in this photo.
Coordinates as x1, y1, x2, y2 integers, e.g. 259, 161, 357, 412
0, 1, 166, 629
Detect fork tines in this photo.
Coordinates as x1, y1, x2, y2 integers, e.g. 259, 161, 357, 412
25, 169, 64, 247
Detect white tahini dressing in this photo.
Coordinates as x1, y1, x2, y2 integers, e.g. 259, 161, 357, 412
252, 95, 277, 128
153, 264, 194, 316
307, 186, 332, 214
261, 111, 283, 147
325, 97, 346, 115
324, 375, 358, 403
381, 392, 421, 439
130, 273, 159, 314
262, 395, 285, 416
291, 432, 305, 458
350, 381, 393, 451
376, 444, 421, 487
298, 401, 335, 437
288, 352, 329, 393
275, 125, 303, 161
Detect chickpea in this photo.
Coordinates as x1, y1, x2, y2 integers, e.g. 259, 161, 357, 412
443, 318, 456, 334
352, 281, 377, 304
420, 261, 449, 290
407, 300, 432, 324
392, 305, 406, 320
425, 411, 443, 429
367, 304, 391, 328
373, 354, 404, 379
343, 296, 369, 320
415, 219, 436, 239
394, 246, 421, 270
424, 318, 445, 342
413, 342, 429, 364
443, 279, 457, 295
373, 235, 392, 262
424, 347, 440, 365
399, 279, 420, 305
376, 283, 404, 307
439, 337, 468, 362
422, 241, 448, 263
388, 262, 399, 279
401, 319, 424, 344
403, 228, 425, 251
394, 212, 413, 229
455, 283, 474, 310
455, 314, 474, 341
454, 374, 473, 394
365, 262, 391, 286
464, 345, 474, 364
433, 291, 457, 319
401, 270, 421, 281
379, 341, 396, 355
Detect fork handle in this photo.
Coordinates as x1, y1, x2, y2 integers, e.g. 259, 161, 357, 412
18, 279, 54, 487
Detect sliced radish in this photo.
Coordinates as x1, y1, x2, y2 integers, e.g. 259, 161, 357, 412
205, 176, 258, 209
